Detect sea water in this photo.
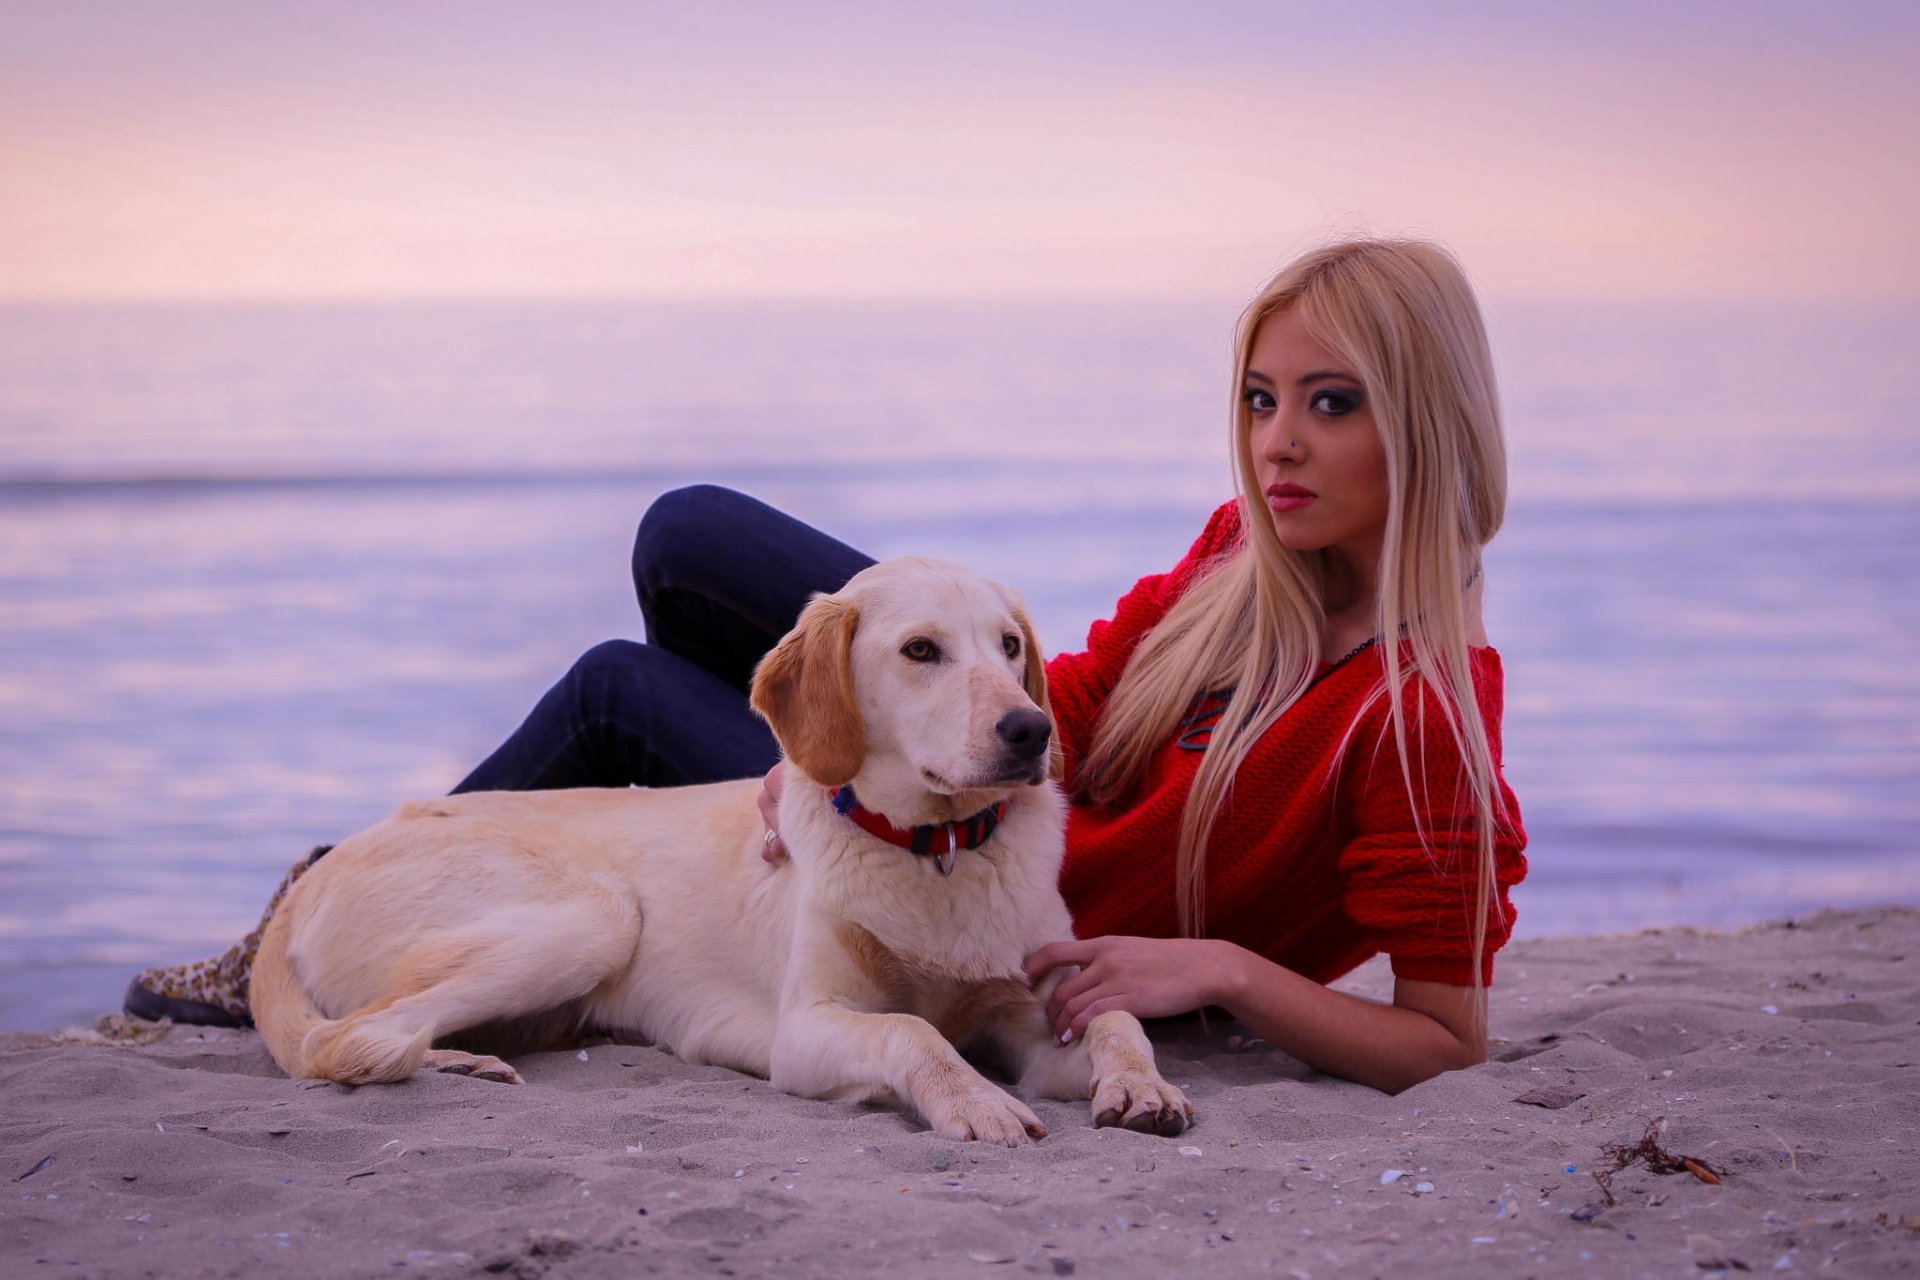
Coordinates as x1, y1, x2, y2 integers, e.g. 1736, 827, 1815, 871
1, 298, 1915, 1030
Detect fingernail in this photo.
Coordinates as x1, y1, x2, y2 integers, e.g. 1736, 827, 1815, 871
1059, 1029, 1073, 1044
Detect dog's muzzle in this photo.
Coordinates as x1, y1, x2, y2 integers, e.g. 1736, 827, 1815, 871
996, 710, 1051, 762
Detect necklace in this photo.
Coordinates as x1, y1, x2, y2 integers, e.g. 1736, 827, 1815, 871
1328, 564, 1474, 675
1329, 635, 1380, 667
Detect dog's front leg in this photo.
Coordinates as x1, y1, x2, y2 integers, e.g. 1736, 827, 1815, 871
997, 970, 1193, 1136
771, 1002, 1049, 1146
1076, 1010, 1194, 1136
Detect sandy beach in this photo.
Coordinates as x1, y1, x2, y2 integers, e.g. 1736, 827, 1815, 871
4, 907, 1916, 1279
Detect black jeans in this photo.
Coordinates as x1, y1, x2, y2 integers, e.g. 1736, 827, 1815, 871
453, 485, 875, 794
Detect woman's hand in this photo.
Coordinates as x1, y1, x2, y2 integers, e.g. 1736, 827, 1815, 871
1027, 936, 1484, 1091
1023, 936, 1239, 1043
757, 761, 788, 864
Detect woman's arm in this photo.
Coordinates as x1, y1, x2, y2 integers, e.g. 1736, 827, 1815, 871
1024, 935, 1484, 1095
757, 761, 789, 863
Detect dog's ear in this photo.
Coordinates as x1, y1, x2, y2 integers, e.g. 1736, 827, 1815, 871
749, 595, 864, 787
1009, 600, 1063, 783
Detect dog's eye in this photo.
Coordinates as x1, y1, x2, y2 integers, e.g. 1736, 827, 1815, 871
901, 638, 938, 662
1002, 633, 1021, 659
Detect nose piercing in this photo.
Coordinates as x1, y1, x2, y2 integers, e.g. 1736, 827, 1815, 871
1290, 440, 1299, 449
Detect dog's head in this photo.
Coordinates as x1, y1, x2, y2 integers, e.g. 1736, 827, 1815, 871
749, 558, 1058, 804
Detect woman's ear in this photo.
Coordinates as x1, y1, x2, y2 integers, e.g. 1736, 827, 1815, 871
749, 595, 864, 787
1009, 600, 1063, 783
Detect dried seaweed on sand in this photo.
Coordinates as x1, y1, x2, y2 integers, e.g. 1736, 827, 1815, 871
1591, 1118, 1727, 1207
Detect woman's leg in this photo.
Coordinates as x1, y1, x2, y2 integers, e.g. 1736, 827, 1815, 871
632, 484, 877, 694
454, 485, 876, 792
451, 640, 782, 793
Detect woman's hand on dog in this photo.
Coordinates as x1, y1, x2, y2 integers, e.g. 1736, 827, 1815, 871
758, 761, 789, 864
1025, 935, 1240, 1043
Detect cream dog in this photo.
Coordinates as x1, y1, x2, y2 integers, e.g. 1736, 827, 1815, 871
250, 557, 1192, 1143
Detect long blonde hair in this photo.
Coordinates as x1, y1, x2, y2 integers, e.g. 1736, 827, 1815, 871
1079, 237, 1512, 987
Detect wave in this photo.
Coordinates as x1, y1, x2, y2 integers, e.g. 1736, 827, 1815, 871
5, 466, 1914, 516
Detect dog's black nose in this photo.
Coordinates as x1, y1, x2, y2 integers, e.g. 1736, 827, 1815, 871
996, 709, 1053, 761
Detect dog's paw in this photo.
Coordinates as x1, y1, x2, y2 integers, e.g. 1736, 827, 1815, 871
422, 1050, 523, 1085
1091, 1070, 1192, 1137
928, 1084, 1048, 1147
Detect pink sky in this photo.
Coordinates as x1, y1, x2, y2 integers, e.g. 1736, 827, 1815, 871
2, 2, 1915, 301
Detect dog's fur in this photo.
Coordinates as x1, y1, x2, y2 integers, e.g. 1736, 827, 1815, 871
250, 558, 1192, 1143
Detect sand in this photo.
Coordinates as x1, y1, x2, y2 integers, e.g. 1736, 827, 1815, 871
4, 907, 1917, 1279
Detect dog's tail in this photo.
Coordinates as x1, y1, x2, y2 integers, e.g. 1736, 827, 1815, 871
252, 910, 433, 1085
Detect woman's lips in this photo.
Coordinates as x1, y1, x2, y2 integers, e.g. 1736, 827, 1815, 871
1267, 482, 1316, 512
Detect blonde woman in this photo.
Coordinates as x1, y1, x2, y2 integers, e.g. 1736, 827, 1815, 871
129, 237, 1524, 1094
1017, 238, 1526, 1093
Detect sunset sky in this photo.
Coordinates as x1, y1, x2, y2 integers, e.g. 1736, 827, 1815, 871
3, 1, 1916, 301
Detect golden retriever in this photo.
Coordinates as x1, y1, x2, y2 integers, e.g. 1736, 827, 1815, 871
250, 557, 1192, 1144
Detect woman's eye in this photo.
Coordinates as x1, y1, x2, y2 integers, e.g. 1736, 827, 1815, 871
1002, 634, 1021, 659
1310, 388, 1362, 417
1242, 387, 1277, 414
902, 639, 938, 662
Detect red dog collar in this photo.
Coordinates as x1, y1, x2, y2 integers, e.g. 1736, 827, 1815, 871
827, 786, 1008, 876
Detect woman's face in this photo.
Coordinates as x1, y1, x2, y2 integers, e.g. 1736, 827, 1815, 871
1243, 308, 1390, 577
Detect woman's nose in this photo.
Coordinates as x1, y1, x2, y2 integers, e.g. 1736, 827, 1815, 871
1258, 415, 1301, 463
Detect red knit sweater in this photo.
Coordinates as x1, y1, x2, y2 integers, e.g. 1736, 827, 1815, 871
1045, 501, 1528, 986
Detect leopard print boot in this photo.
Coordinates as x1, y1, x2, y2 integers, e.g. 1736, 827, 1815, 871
122, 845, 333, 1027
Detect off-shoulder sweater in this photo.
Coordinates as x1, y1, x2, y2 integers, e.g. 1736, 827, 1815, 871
1044, 501, 1528, 986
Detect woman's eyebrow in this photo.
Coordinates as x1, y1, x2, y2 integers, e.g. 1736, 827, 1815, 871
1244, 369, 1356, 386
